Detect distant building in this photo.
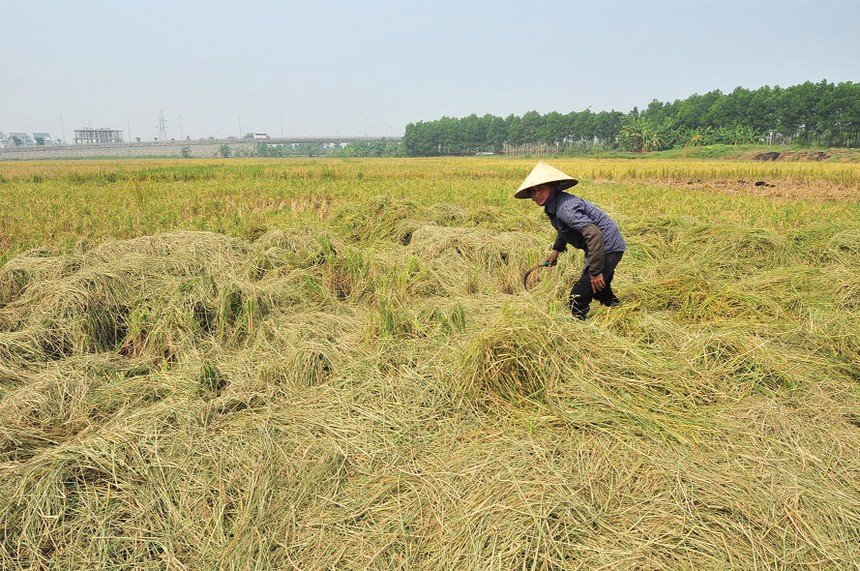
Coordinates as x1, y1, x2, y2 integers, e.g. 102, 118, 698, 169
74, 128, 123, 144
8, 132, 35, 146
0, 131, 59, 147
32, 132, 54, 145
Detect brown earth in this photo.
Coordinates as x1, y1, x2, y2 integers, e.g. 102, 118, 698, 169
751, 150, 831, 162
744, 149, 860, 163
595, 177, 859, 201
678, 178, 859, 201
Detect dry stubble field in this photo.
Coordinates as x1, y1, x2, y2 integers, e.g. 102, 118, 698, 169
0, 156, 859, 569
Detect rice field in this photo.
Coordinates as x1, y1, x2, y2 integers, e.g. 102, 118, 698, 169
1, 157, 859, 569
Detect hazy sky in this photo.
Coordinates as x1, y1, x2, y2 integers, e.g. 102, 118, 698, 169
2, 0, 858, 141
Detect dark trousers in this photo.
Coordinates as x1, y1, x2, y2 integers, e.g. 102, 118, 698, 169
569, 251, 624, 319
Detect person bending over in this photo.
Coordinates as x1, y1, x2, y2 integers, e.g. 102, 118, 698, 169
515, 161, 627, 320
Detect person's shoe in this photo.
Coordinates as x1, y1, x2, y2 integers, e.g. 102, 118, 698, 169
601, 297, 621, 307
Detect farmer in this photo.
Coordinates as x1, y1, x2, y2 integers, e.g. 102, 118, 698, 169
515, 161, 626, 320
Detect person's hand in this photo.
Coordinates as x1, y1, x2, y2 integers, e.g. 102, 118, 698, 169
590, 273, 605, 293
544, 250, 560, 267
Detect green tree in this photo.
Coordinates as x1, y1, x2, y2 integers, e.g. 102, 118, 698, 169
519, 110, 543, 143
485, 115, 507, 154
461, 114, 487, 154
539, 111, 565, 144
401, 80, 859, 156
505, 114, 524, 146
593, 111, 623, 147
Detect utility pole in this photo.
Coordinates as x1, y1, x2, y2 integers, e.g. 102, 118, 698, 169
60, 115, 66, 144
157, 111, 168, 140
280, 112, 284, 138
180, 114, 184, 140
126, 114, 131, 143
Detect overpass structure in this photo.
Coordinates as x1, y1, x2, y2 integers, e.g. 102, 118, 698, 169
263, 136, 401, 145
0, 136, 402, 161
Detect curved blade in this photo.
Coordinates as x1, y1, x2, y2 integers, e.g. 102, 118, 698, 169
522, 264, 542, 291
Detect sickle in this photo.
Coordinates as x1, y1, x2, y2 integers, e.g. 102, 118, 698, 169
522, 261, 550, 291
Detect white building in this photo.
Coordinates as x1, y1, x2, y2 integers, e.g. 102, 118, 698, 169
8, 132, 35, 146
32, 132, 55, 145
0, 130, 59, 147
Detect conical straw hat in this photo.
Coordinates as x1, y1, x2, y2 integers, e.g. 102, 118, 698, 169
514, 161, 578, 199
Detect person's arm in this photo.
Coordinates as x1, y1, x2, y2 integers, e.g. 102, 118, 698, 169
551, 233, 567, 254
556, 199, 607, 283
547, 233, 566, 265
580, 224, 606, 292
580, 224, 605, 275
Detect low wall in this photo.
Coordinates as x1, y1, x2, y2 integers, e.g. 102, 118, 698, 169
0, 140, 258, 161
0, 136, 401, 161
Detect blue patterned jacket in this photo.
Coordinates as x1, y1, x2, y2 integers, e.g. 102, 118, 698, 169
544, 191, 626, 275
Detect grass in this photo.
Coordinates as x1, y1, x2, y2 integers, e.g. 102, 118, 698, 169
0, 157, 859, 569
586, 144, 860, 162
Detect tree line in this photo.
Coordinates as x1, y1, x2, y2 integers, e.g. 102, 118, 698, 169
212, 139, 405, 158
403, 80, 860, 156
